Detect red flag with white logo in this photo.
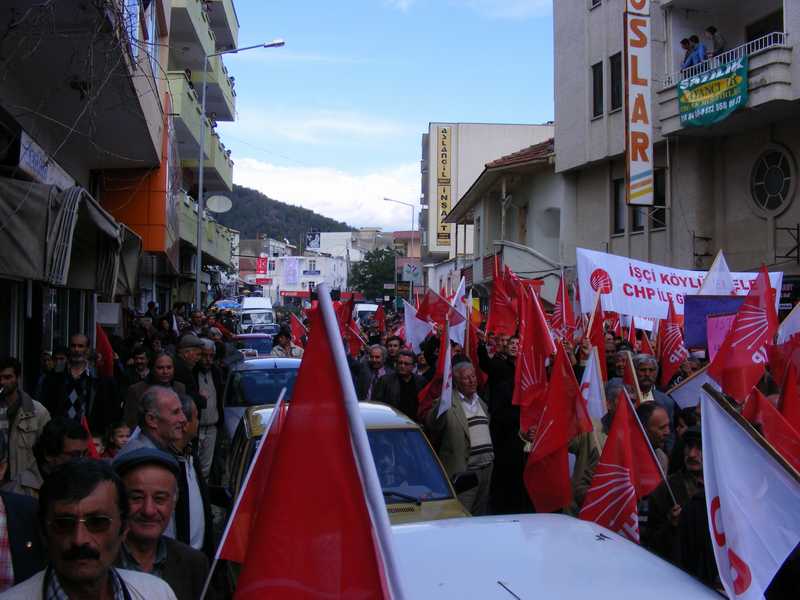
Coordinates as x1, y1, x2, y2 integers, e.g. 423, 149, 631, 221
701, 390, 800, 600
290, 313, 307, 348
485, 255, 517, 336
587, 293, 607, 382
658, 297, 689, 388
742, 388, 800, 473
708, 266, 778, 403
513, 286, 555, 410
551, 276, 576, 340
579, 393, 663, 542
416, 288, 464, 327
523, 343, 592, 512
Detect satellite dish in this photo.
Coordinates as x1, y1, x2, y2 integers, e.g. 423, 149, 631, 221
206, 195, 232, 213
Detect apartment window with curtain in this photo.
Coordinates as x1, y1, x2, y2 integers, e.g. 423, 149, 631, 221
592, 62, 604, 118
610, 53, 622, 111
612, 179, 625, 235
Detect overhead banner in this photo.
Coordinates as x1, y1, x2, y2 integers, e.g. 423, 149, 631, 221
678, 56, 749, 127
576, 247, 783, 320
624, 0, 654, 206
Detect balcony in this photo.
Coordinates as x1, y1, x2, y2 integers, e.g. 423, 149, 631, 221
206, 0, 239, 51
657, 33, 793, 136
177, 193, 235, 267
195, 54, 236, 122
181, 131, 234, 192
169, 0, 217, 71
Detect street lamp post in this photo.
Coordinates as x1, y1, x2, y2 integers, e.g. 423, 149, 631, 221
383, 197, 417, 302
194, 39, 285, 310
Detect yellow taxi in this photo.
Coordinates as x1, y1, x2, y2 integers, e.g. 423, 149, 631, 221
226, 401, 470, 524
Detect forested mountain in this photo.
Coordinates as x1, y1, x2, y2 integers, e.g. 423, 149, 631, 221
215, 184, 352, 242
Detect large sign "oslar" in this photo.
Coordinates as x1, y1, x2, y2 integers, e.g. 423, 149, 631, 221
624, 0, 653, 206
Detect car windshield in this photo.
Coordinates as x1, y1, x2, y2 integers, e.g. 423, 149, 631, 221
367, 429, 452, 502
228, 367, 299, 406
242, 311, 273, 324
236, 337, 273, 355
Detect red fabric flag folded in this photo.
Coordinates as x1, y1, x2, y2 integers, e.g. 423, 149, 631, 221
290, 313, 307, 348
485, 255, 517, 336
94, 324, 114, 379
587, 294, 607, 382
639, 330, 655, 357
658, 297, 689, 388
80, 417, 100, 459
742, 388, 800, 473
780, 363, 800, 433
374, 304, 386, 334
627, 316, 637, 350
523, 343, 592, 512
219, 401, 287, 563
579, 393, 663, 542
513, 286, 555, 410
708, 266, 778, 403
551, 276, 576, 340
767, 337, 800, 388
233, 308, 389, 599
416, 289, 464, 327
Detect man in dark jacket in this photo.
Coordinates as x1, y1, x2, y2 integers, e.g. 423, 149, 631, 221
352, 345, 393, 402
173, 335, 205, 412
372, 350, 425, 420
40, 333, 118, 434
113, 448, 210, 600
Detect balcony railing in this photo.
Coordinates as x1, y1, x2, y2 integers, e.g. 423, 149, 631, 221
662, 32, 789, 89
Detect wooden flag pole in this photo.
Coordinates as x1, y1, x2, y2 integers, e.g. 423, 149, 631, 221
702, 383, 800, 485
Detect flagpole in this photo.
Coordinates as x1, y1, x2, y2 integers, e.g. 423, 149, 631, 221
316, 283, 407, 600
626, 393, 679, 505
200, 391, 287, 600
589, 347, 606, 452
702, 384, 800, 484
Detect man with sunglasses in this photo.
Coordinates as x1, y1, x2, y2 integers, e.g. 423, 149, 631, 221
0, 459, 175, 599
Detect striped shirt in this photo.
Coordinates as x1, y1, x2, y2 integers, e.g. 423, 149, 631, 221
459, 393, 494, 469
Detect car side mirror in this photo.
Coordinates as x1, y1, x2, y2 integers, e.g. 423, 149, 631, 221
451, 471, 479, 495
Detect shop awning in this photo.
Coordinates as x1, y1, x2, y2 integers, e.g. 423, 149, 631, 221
115, 225, 143, 297
0, 177, 123, 296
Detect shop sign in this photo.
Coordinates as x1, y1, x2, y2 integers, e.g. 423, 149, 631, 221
679, 56, 749, 127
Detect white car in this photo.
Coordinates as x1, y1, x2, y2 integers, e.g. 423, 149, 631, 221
392, 514, 720, 598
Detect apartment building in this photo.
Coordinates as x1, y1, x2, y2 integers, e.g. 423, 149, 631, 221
553, 0, 800, 279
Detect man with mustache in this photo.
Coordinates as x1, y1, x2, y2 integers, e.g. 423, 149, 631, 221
113, 448, 209, 600
633, 353, 676, 452
0, 459, 175, 598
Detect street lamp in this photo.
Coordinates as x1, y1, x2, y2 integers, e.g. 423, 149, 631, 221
383, 197, 417, 302
194, 39, 286, 310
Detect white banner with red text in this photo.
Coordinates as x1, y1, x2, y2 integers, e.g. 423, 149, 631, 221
576, 248, 783, 320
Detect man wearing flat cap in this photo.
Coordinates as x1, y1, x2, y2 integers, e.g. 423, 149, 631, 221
113, 448, 210, 600
269, 328, 304, 358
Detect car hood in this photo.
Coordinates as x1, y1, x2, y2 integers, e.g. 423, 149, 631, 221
391, 514, 719, 598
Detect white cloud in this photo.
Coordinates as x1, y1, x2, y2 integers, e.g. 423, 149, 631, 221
233, 158, 420, 231
224, 107, 406, 145
385, 0, 415, 11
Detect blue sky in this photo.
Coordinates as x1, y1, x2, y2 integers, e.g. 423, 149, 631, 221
218, 0, 555, 230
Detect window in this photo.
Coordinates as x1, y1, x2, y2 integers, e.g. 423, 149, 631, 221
590, 0, 602, 8
612, 179, 625, 235
751, 145, 796, 216
268, 260, 276, 272
146, 1, 159, 79
631, 205, 646, 232
610, 53, 622, 111
650, 170, 667, 229
308, 259, 317, 271
591, 62, 604, 118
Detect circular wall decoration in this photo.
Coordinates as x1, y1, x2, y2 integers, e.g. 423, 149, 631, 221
750, 144, 796, 217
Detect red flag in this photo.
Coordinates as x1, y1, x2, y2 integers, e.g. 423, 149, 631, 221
80, 417, 100, 458
94, 324, 114, 379
513, 286, 555, 410
523, 343, 592, 512
608, 313, 622, 338
374, 304, 386, 334
551, 276, 576, 340
768, 336, 800, 395
485, 256, 517, 336
658, 298, 689, 388
417, 329, 449, 420
345, 321, 367, 357
579, 393, 663, 542
708, 266, 778, 403
620, 352, 643, 406
627, 316, 637, 349
416, 289, 464, 326
219, 401, 287, 563
290, 313, 307, 348
639, 330, 655, 357
587, 293, 607, 382
742, 388, 800, 473
780, 363, 800, 433
233, 308, 389, 599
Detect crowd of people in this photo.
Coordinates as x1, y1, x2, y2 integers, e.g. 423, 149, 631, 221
680, 25, 726, 71
0, 297, 795, 598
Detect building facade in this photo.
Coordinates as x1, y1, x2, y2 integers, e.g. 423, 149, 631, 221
553, 0, 800, 282
420, 122, 555, 268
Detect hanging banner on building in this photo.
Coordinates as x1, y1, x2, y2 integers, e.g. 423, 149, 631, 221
624, 0, 654, 206
436, 126, 452, 246
575, 247, 783, 320
678, 56, 749, 127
